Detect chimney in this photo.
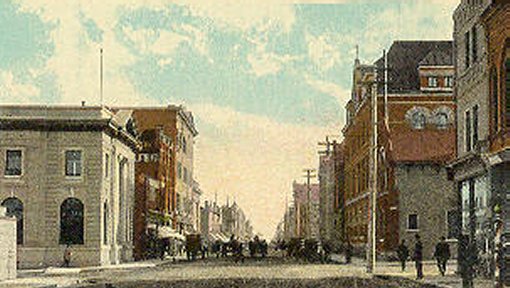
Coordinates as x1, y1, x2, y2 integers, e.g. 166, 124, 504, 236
81, 101, 86, 107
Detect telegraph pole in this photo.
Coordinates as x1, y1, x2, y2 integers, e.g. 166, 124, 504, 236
367, 65, 378, 274
303, 169, 316, 239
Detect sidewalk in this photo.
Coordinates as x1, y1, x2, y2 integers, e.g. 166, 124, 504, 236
330, 254, 493, 288
0, 255, 188, 288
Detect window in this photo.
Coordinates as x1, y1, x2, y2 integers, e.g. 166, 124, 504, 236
471, 26, 477, 63
465, 111, 472, 152
465, 31, 470, 69
103, 202, 108, 245
182, 137, 187, 154
427, 77, 438, 87
65, 150, 82, 177
105, 153, 109, 178
473, 105, 479, 146
1, 197, 23, 244
183, 167, 188, 184
5, 150, 22, 176
437, 113, 449, 129
177, 162, 182, 179
492, 69, 500, 131
60, 198, 84, 245
506, 56, 510, 126
411, 112, 426, 129
445, 76, 454, 88
408, 214, 418, 230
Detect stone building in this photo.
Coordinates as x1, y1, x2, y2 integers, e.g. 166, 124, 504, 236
221, 201, 252, 240
293, 181, 320, 239
130, 106, 198, 234
0, 206, 16, 280
318, 141, 345, 249
343, 41, 458, 258
449, 0, 510, 283
0, 105, 138, 268
190, 180, 202, 233
283, 206, 297, 241
200, 200, 225, 243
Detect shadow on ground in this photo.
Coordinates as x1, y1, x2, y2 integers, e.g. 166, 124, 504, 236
76, 276, 440, 288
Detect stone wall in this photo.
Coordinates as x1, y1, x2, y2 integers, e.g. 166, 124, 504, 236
0, 207, 16, 280
396, 164, 457, 259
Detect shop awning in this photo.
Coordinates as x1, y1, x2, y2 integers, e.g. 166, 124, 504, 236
147, 224, 185, 241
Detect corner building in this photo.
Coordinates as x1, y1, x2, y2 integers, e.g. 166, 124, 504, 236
343, 41, 458, 259
450, 0, 510, 284
0, 106, 138, 268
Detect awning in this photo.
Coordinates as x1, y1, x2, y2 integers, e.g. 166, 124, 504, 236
147, 224, 185, 241
218, 233, 230, 243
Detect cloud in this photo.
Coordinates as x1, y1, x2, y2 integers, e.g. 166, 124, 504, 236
306, 33, 342, 72
184, 1, 296, 32
304, 74, 350, 109
0, 71, 40, 103
190, 103, 340, 237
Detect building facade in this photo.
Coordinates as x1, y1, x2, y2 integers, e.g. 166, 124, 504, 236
133, 128, 173, 260
131, 106, 198, 234
318, 141, 345, 249
293, 181, 320, 239
450, 0, 510, 283
343, 41, 458, 258
0, 106, 138, 268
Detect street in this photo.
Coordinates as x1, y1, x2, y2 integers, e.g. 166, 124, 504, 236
0, 254, 493, 288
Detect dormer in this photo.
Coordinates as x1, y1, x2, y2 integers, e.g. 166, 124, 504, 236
418, 49, 454, 93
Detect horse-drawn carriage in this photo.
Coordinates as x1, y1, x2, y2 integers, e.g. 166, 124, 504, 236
185, 234, 202, 261
248, 236, 268, 258
284, 237, 323, 262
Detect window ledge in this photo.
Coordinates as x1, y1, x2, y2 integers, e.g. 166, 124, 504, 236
406, 229, 419, 232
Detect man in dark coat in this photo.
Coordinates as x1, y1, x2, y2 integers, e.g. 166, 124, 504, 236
345, 240, 352, 264
434, 236, 450, 276
397, 239, 409, 271
414, 234, 424, 280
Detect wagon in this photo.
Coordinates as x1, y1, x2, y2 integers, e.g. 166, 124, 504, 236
185, 234, 202, 261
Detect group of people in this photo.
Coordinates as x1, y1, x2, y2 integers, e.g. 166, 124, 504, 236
396, 235, 451, 280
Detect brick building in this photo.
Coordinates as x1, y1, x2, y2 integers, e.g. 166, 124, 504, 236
449, 0, 510, 283
0, 105, 138, 268
343, 41, 457, 258
130, 106, 198, 235
133, 128, 173, 260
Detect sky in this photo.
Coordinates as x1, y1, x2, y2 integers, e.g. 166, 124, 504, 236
0, 0, 459, 238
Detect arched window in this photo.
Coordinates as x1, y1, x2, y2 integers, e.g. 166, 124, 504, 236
412, 112, 426, 129
436, 112, 449, 129
492, 68, 499, 131
1, 197, 23, 244
60, 198, 84, 245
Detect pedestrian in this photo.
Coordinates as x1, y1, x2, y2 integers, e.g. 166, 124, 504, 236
63, 244, 72, 268
413, 234, 423, 280
396, 239, 409, 271
345, 240, 352, 264
434, 236, 450, 276
460, 237, 477, 288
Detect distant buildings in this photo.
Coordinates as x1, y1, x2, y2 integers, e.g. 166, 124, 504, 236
318, 141, 345, 249
221, 201, 253, 241
0, 106, 138, 268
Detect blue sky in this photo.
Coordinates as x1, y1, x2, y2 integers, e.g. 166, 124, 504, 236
0, 0, 458, 237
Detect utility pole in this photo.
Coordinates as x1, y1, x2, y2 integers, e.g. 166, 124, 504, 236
303, 169, 316, 239
367, 65, 378, 274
